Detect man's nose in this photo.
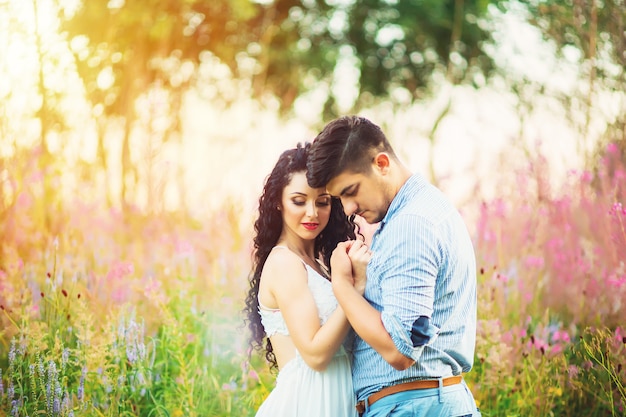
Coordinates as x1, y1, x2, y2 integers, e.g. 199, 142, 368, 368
342, 199, 358, 216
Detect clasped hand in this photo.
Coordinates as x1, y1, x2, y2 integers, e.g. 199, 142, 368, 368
330, 239, 372, 295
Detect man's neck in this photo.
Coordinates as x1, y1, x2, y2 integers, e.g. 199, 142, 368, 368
390, 163, 413, 198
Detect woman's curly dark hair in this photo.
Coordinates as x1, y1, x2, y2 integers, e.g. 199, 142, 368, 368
243, 142, 356, 371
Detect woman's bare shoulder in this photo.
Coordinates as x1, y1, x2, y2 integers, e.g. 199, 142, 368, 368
261, 247, 308, 286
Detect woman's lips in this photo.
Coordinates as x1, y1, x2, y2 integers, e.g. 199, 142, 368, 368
302, 223, 319, 230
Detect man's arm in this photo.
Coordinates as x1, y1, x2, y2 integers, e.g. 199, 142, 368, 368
330, 242, 415, 370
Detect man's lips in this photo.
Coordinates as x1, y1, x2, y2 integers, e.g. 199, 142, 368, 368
302, 223, 319, 230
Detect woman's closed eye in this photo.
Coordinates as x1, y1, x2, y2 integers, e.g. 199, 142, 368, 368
316, 197, 331, 207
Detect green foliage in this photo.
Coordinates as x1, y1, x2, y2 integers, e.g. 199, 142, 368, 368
0, 148, 625, 416
0, 265, 253, 416
344, 0, 497, 101
520, 0, 626, 70
59, 0, 502, 118
575, 327, 626, 416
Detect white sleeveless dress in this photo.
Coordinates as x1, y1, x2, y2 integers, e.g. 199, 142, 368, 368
256, 250, 357, 417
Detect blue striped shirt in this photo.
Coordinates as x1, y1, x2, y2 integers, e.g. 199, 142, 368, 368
351, 173, 477, 401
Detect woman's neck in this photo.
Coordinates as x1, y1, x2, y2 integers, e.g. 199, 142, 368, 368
277, 239, 315, 260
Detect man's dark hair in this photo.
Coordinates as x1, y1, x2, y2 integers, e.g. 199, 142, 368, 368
307, 116, 396, 188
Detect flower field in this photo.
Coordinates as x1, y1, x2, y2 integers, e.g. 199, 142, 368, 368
0, 144, 624, 417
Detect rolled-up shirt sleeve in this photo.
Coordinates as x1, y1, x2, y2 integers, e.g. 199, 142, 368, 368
376, 213, 442, 361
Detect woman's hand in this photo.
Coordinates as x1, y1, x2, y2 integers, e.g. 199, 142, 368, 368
347, 240, 372, 295
330, 241, 355, 286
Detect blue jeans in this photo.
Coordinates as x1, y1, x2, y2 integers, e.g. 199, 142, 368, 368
362, 381, 481, 417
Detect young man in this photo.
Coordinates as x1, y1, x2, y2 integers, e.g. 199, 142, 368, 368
307, 116, 481, 417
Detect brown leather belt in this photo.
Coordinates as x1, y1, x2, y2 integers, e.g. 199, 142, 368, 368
355, 375, 463, 414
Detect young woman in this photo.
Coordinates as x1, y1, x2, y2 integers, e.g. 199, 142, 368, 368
244, 142, 370, 417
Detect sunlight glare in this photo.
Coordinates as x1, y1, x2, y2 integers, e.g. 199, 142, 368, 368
97, 66, 115, 90
107, 0, 125, 9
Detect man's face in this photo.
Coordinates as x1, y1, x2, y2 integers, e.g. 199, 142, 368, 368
326, 168, 391, 224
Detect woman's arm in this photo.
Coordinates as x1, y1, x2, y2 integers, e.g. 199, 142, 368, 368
264, 251, 350, 372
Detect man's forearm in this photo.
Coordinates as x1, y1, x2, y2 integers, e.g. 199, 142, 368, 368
332, 280, 415, 370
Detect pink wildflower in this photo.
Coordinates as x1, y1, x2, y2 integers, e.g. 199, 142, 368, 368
27, 171, 44, 183
221, 381, 237, 391
609, 202, 625, 216
175, 240, 194, 258
528, 336, 549, 355
607, 273, 626, 288
16, 192, 32, 209
550, 344, 563, 355
492, 199, 507, 218
552, 330, 571, 343
106, 261, 135, 280
31, 304, 39, 315
248, 369, 259, 382
524, 256, 544, 268
580, 170, 593, 183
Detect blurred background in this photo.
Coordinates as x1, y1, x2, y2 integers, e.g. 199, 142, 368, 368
2, 0, 623, 216
0, 0, 625, 416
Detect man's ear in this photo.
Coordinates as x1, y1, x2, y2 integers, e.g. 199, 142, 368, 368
373, 152, 391, 173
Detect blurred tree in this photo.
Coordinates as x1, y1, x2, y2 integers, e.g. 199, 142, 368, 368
0, 0, 73, 250
62, 0, 505, 117
343, 0, 498, 105
517, 0, 626, 164
240, 0, 503, 115
62, 0, 284, 212
60, 0, 502, 210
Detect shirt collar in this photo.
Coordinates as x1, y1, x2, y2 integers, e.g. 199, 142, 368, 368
379, 173, 426, 228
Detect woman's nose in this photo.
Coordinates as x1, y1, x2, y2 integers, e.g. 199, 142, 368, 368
306, 201, 317, 216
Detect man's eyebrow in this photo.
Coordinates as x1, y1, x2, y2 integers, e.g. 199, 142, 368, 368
339, 184, 356, 196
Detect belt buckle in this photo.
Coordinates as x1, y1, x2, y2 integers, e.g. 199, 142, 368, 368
356, 398, 367, 417
355, 400, 366, 415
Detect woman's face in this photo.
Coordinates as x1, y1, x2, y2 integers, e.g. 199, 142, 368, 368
280, 171, 331, 241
